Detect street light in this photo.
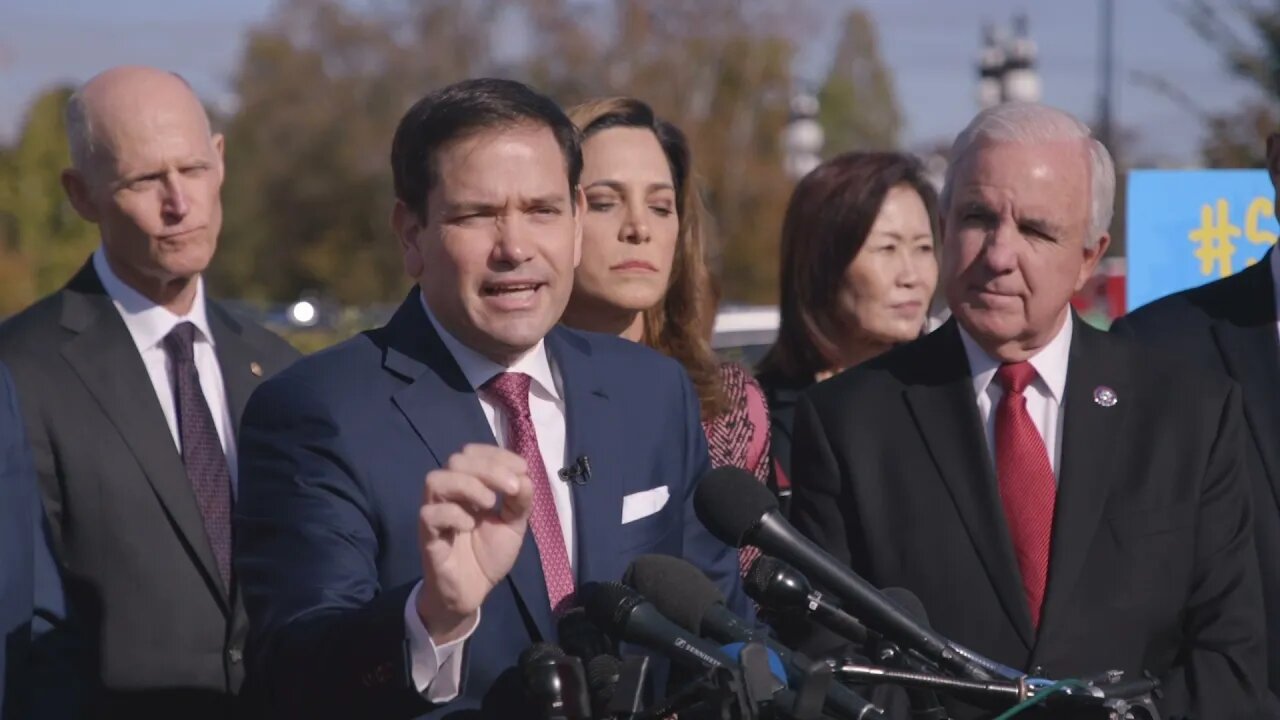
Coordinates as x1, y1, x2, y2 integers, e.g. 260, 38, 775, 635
976, 14, 1041, 108
783, 91, 824, 180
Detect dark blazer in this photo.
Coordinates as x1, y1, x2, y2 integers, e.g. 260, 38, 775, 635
0, 260, 299, 719
0, 362, 80, 720
234, 291, 748, 719
789, 316, 1273, 720
754, 369, 813, 511
1112, 249, 1280, 697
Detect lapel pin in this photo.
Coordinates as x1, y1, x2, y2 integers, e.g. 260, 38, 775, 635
250, 362, 263, 377
1092, 385, 1117, 408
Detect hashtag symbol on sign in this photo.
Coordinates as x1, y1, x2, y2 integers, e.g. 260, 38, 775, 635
1188, 198, 1239, 278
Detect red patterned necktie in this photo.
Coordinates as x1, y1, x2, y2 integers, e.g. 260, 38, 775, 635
483, 372, 576, 615
994, 361, 1056, 630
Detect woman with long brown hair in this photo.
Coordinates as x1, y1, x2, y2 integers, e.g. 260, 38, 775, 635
757, 152, 940, 503
561, 97, 770, 532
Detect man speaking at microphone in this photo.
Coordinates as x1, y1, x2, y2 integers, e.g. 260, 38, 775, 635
789, 103, 1273, 719
233, 78, 747, 718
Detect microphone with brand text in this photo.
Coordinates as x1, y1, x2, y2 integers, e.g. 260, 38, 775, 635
518, 642, 593, 720
623, 554, 885, 720
582, 581, 821, 718
694, 467, 1009, 683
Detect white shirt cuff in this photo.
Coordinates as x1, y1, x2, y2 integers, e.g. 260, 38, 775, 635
405, 581, 481, 701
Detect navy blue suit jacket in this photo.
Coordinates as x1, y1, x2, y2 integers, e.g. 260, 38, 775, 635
0, 362, 79, 720
235, 292, 747, 718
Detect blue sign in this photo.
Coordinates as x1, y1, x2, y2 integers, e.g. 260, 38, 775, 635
1126, 169, 1276, 311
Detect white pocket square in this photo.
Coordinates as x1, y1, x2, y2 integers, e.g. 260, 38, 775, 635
621, 486, 670, 525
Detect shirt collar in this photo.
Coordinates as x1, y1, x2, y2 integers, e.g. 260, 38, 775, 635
419, 291, 560, 401
92, 248, 214, 352
958, 312, 1073, 403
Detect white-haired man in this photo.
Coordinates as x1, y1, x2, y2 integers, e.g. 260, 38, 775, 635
789, 103, 1274, 719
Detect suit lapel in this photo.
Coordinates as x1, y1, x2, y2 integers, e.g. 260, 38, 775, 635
207, 303, 261, 431
1210, 255, 1280, 511
57, 265, 230, 608
545, 328, 624, 590
1032, 320, 1127, 661
903, 321, 1035, 649
381, 294, 556, 641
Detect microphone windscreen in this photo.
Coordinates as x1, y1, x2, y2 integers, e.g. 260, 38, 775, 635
585, 653, 621, 703
519, 642, 565, 667
694, 466, 778, 547
743, 555, 787, 602
580, 581, 641, 637
622, 555, 726, 633
882, 587, 930, 626
519, 642, 566, 686
558, 607, 616, 663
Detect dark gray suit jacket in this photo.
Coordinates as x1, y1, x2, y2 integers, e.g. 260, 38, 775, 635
0, 260, 299, 719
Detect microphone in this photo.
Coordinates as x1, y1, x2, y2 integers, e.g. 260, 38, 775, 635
744, 555, 871, 646
583, 653, 650, 720
624, 554, 884, 720
582, 581, 807, 717
558, 455, 592, 485
518, 642, 593, 720
581, 581, 732, 673
558, 607, 648, 719
694, 467, 1002, 682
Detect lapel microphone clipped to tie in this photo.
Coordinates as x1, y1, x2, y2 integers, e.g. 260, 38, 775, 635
558, 455, 592, 485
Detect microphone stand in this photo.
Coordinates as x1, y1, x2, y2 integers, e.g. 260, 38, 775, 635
830, 664, 1162, 720
637, 641, 829, 720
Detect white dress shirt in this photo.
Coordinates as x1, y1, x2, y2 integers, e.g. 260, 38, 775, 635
959, 315, 1073, 480
92, 249, 237, 489
404, 293, 573, 701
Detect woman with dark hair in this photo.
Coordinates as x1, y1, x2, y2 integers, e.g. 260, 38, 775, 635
561, 98, 770, 557
757, 152, 939, 503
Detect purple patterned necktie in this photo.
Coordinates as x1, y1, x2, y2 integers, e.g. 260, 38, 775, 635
483, 372, 576, 615
163, 321, 233, 589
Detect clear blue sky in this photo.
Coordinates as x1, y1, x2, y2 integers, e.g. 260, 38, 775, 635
0, 0, 1262, 165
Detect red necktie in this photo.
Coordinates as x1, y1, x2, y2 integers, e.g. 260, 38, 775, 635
483, 372, 576, 615
994, 362, 1056, 629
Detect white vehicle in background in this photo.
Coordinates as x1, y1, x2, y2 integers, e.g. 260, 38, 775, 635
711, 305, 779, 367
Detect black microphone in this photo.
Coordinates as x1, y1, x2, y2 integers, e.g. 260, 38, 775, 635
558, 607, 616, 664
744, 555, 871, 646
583, 581, 814, 718
581, 581, 733, 672
557, 608, 649, 718
518, 642, 593, 720
694, 467, 1001, 682
624, 555, 884, 720
558, 455, 592, 485
583, 653, 650, 720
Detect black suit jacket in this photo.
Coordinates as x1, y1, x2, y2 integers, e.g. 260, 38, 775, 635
789, 316, 1273, 719
0, 260, 299, 719
1112, 249, 1280, 697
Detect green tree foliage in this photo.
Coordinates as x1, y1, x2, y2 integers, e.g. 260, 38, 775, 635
4, 0, 903, 312
818, 9, 903, 155
0, 87, 98, 315
1180, 0, 1280, 167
